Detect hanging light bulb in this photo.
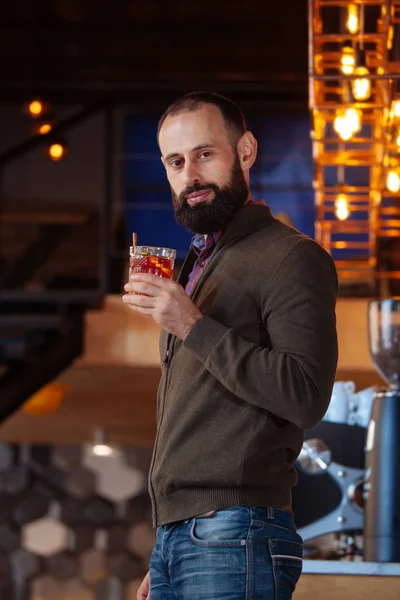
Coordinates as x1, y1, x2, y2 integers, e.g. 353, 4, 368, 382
396, 129, 400, 149
334, 113, 353, 140
335, 194, 350, 221
388, 25, 394, 51
352, 67, 371, 101
346, 4, 359, 34
334, 107, 361, 141
387, 169, 400, 193
345, 107, 362, 133
91, 428, 119, 457
351, 50, 371, 101
390, 100, 400, 121
341, 42, 355, 75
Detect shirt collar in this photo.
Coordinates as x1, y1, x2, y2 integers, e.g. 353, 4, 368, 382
192, 232, 221, 254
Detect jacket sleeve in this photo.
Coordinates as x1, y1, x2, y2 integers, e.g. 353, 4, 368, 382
183, 238, 338, 430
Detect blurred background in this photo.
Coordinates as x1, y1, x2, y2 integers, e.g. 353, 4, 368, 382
0, 1, 400, 599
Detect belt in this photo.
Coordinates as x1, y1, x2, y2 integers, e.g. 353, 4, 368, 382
196, 505, 292, 519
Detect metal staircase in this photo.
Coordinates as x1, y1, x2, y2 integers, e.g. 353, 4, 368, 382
0, 101, 115, 423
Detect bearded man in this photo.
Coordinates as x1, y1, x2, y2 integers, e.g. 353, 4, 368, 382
123, 91, 338, 600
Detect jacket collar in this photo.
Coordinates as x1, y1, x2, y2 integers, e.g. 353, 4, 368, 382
215, 202, 275, 250
177, 203, 275, 288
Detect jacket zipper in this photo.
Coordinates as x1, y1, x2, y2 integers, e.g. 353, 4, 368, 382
148, 240, 226, 523
161, 349, 169, 368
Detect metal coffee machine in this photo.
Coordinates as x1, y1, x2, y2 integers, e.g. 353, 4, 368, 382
364, 298, 400, 562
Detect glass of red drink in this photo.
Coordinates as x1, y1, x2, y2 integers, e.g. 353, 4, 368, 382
129, 246, 176, 280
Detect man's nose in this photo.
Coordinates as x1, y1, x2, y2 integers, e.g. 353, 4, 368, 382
182, 161, 201, 188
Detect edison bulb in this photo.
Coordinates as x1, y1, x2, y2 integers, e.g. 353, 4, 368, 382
387, 170, 400, 193
352, 66, 371, 101
334, 115, 353, 141
391, 101, 400, 120
346, 5, 359, 34
335, 194, 350, 221
396, 129, 400, 149
345, 107, 361, 133
341, 46, 355, 75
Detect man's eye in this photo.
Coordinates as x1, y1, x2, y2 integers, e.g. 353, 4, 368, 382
171, 159, 183, 168
200, 152, 211, 159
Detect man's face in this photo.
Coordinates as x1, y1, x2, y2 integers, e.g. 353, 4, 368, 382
158, 105, 249, 234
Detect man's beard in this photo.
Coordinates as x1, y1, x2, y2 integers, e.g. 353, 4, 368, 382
172, 155, 249, 234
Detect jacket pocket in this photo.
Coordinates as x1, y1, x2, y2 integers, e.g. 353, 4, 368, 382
268, 538, 303, 600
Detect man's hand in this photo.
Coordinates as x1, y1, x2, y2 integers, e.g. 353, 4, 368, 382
123, 273, 203, 340
137, 571, 150, 600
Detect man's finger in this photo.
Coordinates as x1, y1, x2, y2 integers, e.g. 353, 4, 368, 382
122, 293, 156, 308
129, 272, 169, 286
125, 281, 160, 295
128, 304, 153, 315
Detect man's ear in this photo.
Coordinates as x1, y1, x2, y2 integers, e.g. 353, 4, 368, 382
161, 156, 166, 170
237, 131, 258, 171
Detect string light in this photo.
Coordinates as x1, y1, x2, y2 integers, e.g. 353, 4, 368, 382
335, 194, 350, 221
46, 141, 68, 162
28, 100, 45, 117
38, 123, 52, 135
33, 116, 55, 136
23, 97, 49, 120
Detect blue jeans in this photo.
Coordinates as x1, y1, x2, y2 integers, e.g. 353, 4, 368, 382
149, 506, 303, 599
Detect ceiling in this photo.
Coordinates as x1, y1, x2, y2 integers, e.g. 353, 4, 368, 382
0, 0, 309, 108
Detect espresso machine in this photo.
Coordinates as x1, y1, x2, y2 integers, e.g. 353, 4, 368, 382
364, 298, 400, 562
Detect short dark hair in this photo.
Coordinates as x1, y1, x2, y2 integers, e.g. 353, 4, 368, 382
157, 91, 247, 147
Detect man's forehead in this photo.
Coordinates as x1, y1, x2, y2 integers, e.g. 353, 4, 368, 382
159, 106, 229, 150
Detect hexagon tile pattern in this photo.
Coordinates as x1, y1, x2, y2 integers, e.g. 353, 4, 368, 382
22, 518, 69, 557
79, 549, 109, 584
0, 443, 153, 598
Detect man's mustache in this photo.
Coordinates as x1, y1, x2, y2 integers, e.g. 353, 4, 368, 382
179, 183, 218, 204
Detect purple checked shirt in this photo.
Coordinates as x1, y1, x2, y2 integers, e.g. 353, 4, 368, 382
184, 199, 266, 296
